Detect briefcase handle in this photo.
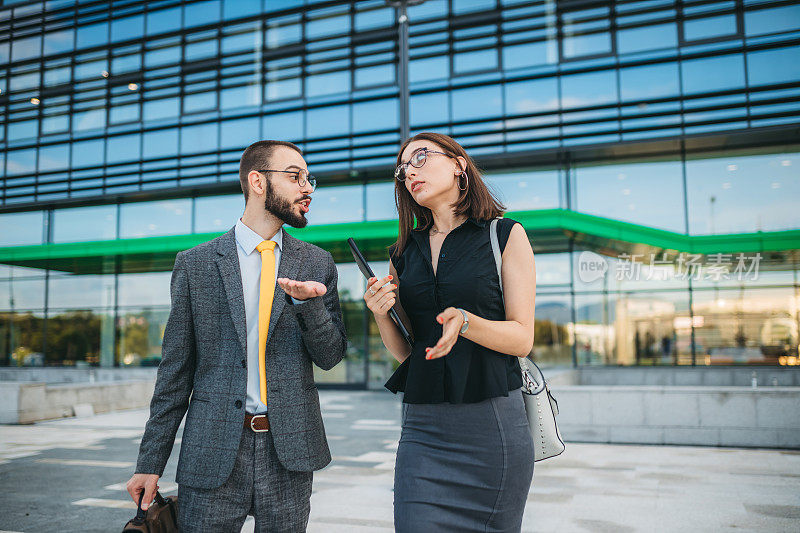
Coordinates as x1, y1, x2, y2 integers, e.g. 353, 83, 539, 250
132, 489, 169, 522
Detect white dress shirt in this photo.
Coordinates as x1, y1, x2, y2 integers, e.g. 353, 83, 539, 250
234, 217, 299, 414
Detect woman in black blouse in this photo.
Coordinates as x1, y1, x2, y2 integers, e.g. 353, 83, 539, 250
364, 132, 536, 532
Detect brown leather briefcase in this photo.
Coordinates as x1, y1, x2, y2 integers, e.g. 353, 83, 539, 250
122, 491, 178, 533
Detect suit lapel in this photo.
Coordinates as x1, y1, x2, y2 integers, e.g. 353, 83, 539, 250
267, 229, 304, 347
216, 228, 248, 358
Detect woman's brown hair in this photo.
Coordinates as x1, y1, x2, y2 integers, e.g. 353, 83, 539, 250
391, 132, 505, 258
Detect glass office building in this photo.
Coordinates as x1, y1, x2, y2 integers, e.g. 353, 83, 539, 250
1, 0, 799, 387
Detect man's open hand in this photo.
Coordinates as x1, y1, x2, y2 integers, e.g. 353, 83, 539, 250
277, 278, 327, 301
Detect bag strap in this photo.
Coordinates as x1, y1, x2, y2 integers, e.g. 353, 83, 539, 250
489, 218, 504, 301
490, 217, 547, 395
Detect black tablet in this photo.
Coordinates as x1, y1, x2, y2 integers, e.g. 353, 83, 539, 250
347, 238, 414, 346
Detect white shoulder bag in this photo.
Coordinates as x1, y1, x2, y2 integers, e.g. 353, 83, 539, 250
490, 217, 565, 462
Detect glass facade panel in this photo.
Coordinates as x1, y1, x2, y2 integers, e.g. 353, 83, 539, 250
0, 278, 46, 311
691, 287, 799, 366
119, 199, 192, 238
366, 182, 397, 221
0, 1, 798, 377
118, 272, 172, 308
48, 274, 115, 309
681, 54, 745, 95
485, 170, 561, 211
194, 194, 243, 233
0, 311, 45, 367
305, 184, 364, 225
118, 307, 170, 366
575, 159, 685, 232
0, 211, 44, 246
686, 150, 800, 234
747, 47, 800, 87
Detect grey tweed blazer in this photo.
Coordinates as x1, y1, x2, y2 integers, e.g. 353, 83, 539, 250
135, 227, 347, 489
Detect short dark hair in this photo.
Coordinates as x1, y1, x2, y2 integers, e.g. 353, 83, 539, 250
239, 140, 303, 202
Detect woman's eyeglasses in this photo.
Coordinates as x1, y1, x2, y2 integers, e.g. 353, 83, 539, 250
257, 169, 317, 191
394, 148, 452, 181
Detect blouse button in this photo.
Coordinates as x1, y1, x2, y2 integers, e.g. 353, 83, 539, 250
440, 253, 445, 258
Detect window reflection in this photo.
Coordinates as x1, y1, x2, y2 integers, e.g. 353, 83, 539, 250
681, 54, 745, 95
575, 159, 685, 232
118, 308, 170, 366
119, 199, 192, 238
118, 272, 172, 307
6, 148, 37, 176
502, 41, 558, 70
107, 133, 142, 164
305, 184, 364, 225
366, 181, 397, 221
76, 22, 108, 49
48, 274, 115, 309
0, 311, 44, 367
266, 17, 302, 48
71, 139, 104, 168
692, 288, 798, 366
561, 69, 617, 108
53, 205, 117, 243
533, 293, 573, 365
180, 123, 218, 155
353, 99, 398, 133
146, 7, 182, 36
263, 111, 304, 143
43, 29, 74, 55
143, 129, 179, 159
619, 62, 680, 101
616, 23, 677, 54
683, 14, 737, 42
747, 46, 800, 87
11, 36, 41, 62
184, 0, 221, 28
484, 169, 560, 212
0, 211, 43, 246
745, 4, 800, 36
452, 85, 502, 120
111, 15, 144, 42
0, 278, 45, 310
306, 9, 350, 40
410, 91, 449, 128
686, 151, 800, 234
306, 105, 349, 139
306, 71, 350, 98
194, 194, 243, 233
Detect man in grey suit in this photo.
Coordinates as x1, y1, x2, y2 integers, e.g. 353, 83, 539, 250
126, 140, 347, 532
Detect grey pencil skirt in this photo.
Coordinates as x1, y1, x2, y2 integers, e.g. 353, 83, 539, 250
394, 388, 535, 533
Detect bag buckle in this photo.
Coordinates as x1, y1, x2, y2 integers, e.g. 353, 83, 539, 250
250, 414, 269, 432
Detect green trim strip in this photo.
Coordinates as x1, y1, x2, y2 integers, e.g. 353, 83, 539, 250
1, 209, 798, 263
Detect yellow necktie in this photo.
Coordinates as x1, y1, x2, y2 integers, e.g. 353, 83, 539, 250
256, 239, 277, 406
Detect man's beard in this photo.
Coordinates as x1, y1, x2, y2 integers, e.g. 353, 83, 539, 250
263, 178, 309, 228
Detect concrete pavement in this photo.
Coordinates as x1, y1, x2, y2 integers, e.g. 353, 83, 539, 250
1, 390, 798, 532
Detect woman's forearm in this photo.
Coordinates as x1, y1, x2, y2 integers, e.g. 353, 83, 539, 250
460, 310, 534, 358
375, 312, 412, 362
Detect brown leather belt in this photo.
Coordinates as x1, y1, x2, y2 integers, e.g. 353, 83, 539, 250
244, 412, 270, 432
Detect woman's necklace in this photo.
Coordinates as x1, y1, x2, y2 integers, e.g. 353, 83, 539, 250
430, 217, 467, 236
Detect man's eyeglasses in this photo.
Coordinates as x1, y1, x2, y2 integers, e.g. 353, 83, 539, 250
257, 169, 317, 191
394, 148, 452, 181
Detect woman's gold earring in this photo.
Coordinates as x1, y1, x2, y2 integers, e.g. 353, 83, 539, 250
458, 171, 468, 191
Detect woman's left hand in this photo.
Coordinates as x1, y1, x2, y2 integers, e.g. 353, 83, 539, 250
425, 307, 465, 360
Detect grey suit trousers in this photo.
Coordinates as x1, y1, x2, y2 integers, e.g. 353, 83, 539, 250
178, 426, 313, 532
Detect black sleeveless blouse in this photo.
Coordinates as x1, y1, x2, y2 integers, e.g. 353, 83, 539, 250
385, 217, 523, 404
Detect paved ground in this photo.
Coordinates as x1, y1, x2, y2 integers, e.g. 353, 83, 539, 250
1, 390, 799, 532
